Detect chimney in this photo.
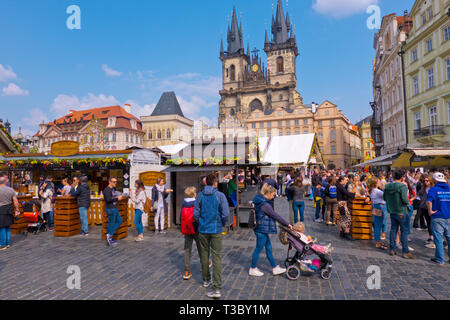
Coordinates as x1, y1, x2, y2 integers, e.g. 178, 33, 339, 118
124, 104, 132, 114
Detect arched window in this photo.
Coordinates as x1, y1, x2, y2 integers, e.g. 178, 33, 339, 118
230, 108, 235, 116
230, 65, 236, 81
250, 99, 263, 112
148, 131, 152, 140
157, 130, 162, 139
277, 57, 284, 73
166, 129, 171, 139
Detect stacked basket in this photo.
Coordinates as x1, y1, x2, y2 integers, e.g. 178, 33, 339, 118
349, 197, 373, 240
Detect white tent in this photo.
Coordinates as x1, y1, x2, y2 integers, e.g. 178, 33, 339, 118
156, 142, 189, 155
258, 134, 323, 165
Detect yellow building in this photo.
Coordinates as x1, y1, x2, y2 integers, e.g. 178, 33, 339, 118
404, 0, 450, 148
141, 92, 194, 148
357, 116, 376, 162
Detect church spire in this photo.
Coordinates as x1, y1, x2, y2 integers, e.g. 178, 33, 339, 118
272, 0, 289, 44
227, 6, 244, 54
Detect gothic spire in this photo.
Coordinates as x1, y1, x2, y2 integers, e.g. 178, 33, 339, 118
220, 38, 224, 55
227, 6, 244, 54
272, 0, 289, 44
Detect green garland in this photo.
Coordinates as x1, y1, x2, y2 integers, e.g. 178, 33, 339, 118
165, 156, 241, 166
0, 123, 22, 153
0, 156, 129, 169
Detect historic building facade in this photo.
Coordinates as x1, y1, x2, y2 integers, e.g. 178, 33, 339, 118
33, 105, 144, 153
357, 116, 376, 162
141, 92, 194, 148
371, 12, 412, 156
404, 0, 450, 148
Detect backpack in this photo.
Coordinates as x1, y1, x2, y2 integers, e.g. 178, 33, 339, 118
248, 203, 264, 229
143, 191, 152, 213
328, 185, 337, 199
180, 204, 196, 235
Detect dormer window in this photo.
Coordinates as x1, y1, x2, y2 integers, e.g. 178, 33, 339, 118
130, 119, 137, 130
108, 117, 116, 127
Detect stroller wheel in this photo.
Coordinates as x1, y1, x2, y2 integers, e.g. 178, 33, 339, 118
286, 265, 301, 281
284, 258, 295, 268
320, 269, 332, 280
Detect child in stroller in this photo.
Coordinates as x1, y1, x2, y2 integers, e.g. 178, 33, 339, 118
280, 222, 333, 280
20, 200, 46, 235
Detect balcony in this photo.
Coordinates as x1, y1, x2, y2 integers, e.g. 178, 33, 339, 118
414, 125, 446, 145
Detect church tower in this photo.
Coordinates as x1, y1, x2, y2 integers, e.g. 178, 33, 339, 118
219, 6, 250, 125
264, 0, 298, 100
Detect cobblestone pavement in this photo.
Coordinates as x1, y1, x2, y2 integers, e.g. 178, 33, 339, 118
0, 197, 449, 300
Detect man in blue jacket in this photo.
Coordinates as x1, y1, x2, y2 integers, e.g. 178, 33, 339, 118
194, 173, 230, 299
427, 172, 450, 265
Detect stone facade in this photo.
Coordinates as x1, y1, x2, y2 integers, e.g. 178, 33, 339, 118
141, 115, 194, 148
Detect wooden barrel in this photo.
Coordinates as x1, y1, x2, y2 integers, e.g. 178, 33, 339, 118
11, 195, 33, 235
101, 199, 129, 240
54, 197, 81, 237
349, 197, 373, 240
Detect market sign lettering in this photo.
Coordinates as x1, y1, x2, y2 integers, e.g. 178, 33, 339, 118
139, 171, 165, 186
51, 141, 80, 157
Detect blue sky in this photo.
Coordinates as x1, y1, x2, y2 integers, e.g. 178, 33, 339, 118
0, 0, 414, 137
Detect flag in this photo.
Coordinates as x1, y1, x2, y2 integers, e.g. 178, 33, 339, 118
364, 165, 370, 173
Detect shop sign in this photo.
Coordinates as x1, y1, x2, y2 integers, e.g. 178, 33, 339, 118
51, 141, 79, 157
139, 171, 165, 186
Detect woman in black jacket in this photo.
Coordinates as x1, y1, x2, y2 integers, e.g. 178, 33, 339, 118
337, 176, 355, 241
70, 176, 91, 236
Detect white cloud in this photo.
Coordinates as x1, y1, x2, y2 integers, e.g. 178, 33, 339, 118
51, 93, 121, 117
101, 64, 122, 77
313, 0, 379, 18
0, 64, 17, 82
124, 100, 156, 117
2, 83, 29, 96
23, 108, 49, 128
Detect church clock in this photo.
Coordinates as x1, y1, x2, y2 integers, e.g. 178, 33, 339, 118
251, 64, 259, 73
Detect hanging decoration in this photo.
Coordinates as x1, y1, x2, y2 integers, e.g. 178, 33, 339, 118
0, 156, 129, 169
165, 156, 241, 166
0, 123, 22, 153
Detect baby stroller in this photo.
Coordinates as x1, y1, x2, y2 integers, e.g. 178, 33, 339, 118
281, 226, 333, 280
21, 201, 47, 235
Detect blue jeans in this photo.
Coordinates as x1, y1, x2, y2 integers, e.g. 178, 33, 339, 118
431, 218, 450, 264
0, 227, 11, 247
251, 232, 277, 269
407, 205, 413, 235
389, 214, 410, 254
372, 204, 384, 242
315, 199, 322, 220
134, 209, 143, 235
78, 207, 89, 234
106, 208, 122, 237
292, 201, 305, 223
44, 211, 54, 228
382, 206, 388, 233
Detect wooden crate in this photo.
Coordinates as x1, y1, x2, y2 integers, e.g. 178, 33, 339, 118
148, 210, 169, 231
101, 199, 129, 240
11, 195, 33, 234
54, 197, 81, 237
350, 197, 373, 240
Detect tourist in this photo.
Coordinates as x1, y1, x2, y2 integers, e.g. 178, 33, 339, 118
193, 174, 230, 299
311, 167, 321, 202
39, 179, 54, 231
369, 178, 387, 250
0, 176, 20, 250
418, 175, 435, 248
70, 176, 91, 236
314, 182, 324, 223
103, 177, 124, 247
151, 177, 172, 234
324, 176, 338, 226
58, 178, 72, 196
337, 176, 355, 240
249, 183, 292, 278
288, 178, 309, 223
130, 179, 146, 242
276, 171, 284, 197
427, 172, 450, 265
384, 170, 415, 259
285, 173, 295, 225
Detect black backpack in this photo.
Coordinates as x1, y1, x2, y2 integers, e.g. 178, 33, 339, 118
248, 203, 264, 229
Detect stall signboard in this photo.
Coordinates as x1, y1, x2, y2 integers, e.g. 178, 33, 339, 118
51, 141, 79, 157
139, 171, 165, 186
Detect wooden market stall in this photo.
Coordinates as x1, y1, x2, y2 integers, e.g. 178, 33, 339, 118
54, 196, 81, 237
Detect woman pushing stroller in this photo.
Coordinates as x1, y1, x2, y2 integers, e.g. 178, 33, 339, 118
249, 183, 293, 277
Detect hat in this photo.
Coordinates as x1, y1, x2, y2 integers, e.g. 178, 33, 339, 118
432, 172, 447, 183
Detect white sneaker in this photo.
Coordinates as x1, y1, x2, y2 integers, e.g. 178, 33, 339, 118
272, 265, 286, 276
249, 268, 264, 277
408, 246, 415, 252
425, 243, 436, 249
315, 219, 323, 223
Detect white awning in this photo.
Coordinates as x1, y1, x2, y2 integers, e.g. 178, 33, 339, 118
354, 152, 399, 168
411, 149, 450, 157
258, 134, 319, 165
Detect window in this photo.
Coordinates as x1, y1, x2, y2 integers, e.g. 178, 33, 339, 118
267, 122, 272, 128
331, 145, 337, 155
167, 130, 171, 139
399, 121, 404, 140
427, 7, 433, 20
278, 121, 282, 127
412, 49, 418, 62
330, 120, 335, 127
318, 121, 322, 127
365, 132, 370, 138
157, 130, 162, 139
260, 122, 264, 129
125, 134, 129, 143
393, 89, 397, 104
318, 132, 323, 139
298, 109, 302, 114
398, 86, 402, 102
428, 68, 434, 89
294, 119, 299, 125
286, 130, 291, 136
148, 131, 152, 140
325, 110, 329, 116
413, 76, 419, 95
390, 64, 394, 78
445, 26, 450, 42
415, 112, 421, 130
230, 65, 235, 81
429, 106, 437, 128
286, 120, 290, 126
252, 123, 256, 129
422, 13, 427, 26
303, 129, 309, 134
330, 130, 336, 139
448, 101, 450, 124
426, 38, 433, 52
295, 130, 300, 135
303, 119, 308, 125
447, 58, 450, 80
277, 57, 284, 73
